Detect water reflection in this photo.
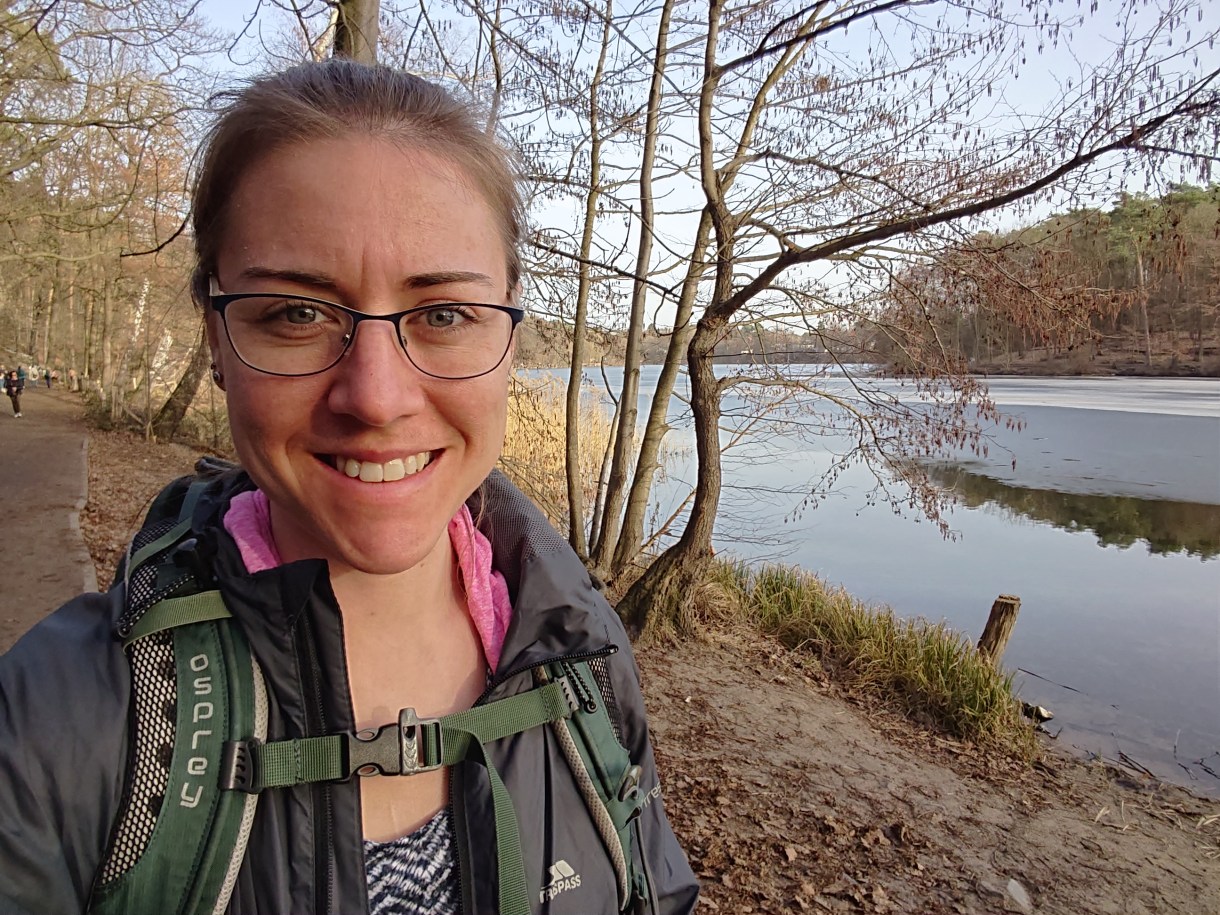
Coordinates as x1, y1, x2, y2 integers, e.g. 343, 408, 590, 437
927, 464, 1220, 559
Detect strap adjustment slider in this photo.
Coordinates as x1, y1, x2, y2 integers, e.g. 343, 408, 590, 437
221, 739, 259, 793
348, 708, 443, 777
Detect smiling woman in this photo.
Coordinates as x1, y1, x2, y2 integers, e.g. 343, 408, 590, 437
0, 60, 697, 915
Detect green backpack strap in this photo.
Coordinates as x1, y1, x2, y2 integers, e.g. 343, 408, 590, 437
220, 659, 648, 915
537, 660, 652, 913
224, 679, 576, 915
90, 480, 267, 915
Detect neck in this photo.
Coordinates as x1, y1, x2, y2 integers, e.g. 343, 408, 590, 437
327, 534, 461, 630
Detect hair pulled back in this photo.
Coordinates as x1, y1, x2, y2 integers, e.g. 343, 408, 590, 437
190, 59, 525, 306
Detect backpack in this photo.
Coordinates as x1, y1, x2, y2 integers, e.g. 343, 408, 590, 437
87, 466, 654, 915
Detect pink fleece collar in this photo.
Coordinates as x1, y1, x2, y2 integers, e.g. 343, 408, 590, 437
223, 488, 512, 671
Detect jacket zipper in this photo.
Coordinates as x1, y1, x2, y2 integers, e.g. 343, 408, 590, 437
473, 645, 618, 706
296, 616, 335, 914
449, 768, 471, 915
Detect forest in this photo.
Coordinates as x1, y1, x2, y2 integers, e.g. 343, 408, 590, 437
2, 0, 1218, 628
875, 185, 1220, 375
514, 182, 1220, 374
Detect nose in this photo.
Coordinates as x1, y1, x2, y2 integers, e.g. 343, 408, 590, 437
325, 318, 428, 426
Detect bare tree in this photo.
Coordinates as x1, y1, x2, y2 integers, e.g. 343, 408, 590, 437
615, 0, 1220, 631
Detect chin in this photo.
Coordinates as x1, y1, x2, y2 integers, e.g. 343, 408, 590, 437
331, 532, 447, 577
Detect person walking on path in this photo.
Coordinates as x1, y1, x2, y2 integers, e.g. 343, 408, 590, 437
43, 368, 52, 389
4, 369, 24, 417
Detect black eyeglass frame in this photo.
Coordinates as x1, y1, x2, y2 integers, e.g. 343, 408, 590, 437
208, 283, 525, 380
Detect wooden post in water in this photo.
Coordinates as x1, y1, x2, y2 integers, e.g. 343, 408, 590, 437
977, 594, 1021, 662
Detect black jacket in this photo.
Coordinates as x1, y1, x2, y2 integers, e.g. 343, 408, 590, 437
2, 377, 21, 396
0, 469, 698, 914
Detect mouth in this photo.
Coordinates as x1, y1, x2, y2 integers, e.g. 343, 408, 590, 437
321, 450, 435, 483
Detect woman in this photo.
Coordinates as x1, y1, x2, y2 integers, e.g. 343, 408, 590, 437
4, 368, 23, 416
0, 61, 697, 915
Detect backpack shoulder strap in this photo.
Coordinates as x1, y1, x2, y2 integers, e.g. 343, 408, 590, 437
89, 478, 267, 915
538, 658, 653, 913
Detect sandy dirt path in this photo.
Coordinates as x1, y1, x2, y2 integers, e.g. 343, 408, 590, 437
0, 388, 96, 653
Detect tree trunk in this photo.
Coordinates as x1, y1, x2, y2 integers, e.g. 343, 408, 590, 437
617, 320, 723, 634
610, 213, 710, 576
152, 327, 211, 442
589, 388, 622, 549
592, 0, 677, 576
101, 281, 115, 416
83, 280, 95, 381
41, 275, 57, 366
564, 0, 613, 558
333, 0, 379, 64
67, 278, 77, 376
1136, 247, 1151, 366
27, 289, 42, 358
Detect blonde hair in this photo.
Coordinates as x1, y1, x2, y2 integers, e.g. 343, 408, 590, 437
190, 60, 525, 305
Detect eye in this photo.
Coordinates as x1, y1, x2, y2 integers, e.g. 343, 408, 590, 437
423, 306, 468, 328
281, 301, 323, 324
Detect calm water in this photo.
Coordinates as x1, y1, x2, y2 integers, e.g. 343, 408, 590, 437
561, 367, 1220, 796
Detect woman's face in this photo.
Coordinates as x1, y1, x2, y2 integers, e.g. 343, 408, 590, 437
208, 137, 515, 575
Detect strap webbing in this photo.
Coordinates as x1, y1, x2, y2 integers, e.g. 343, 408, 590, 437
123, 591, 232, 646
124, 517, 194, 589
251, 680, 571, 915
252, 680, 570, 787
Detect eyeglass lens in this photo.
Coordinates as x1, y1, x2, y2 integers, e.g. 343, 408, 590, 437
221, 296, 515, 378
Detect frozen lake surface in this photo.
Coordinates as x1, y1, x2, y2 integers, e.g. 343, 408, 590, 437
963, 378, 1219, 504
613, 369, 1220, 796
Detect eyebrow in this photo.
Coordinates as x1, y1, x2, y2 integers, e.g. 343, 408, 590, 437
237, 266, 497, 293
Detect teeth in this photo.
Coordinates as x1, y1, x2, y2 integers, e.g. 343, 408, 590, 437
338, 452, 431, 483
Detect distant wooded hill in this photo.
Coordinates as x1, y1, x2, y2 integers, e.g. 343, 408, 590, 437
874, 184, 1220, 376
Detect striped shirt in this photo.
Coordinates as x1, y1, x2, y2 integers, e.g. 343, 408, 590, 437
364, 810, 459, 915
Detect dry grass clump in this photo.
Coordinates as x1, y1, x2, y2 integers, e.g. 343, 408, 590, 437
690, 560, 1038, 760
500, 374, 613, 535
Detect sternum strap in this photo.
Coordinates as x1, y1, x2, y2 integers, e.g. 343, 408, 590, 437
246, 679, 572, 789
233, 679, 574, 915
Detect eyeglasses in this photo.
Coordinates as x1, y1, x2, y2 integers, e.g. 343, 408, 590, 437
208, 278, 524, 380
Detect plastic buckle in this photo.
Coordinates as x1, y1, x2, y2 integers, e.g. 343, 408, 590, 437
347, 708, 443, 777
169, 535, 216, 589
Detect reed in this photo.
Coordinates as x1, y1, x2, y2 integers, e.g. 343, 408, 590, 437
500, 374, 614, 535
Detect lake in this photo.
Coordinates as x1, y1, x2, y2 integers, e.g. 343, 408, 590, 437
565, 367, 1220, 797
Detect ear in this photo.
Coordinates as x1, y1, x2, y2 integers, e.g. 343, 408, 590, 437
204, 311, 227, 391
205, 309, 224, 360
